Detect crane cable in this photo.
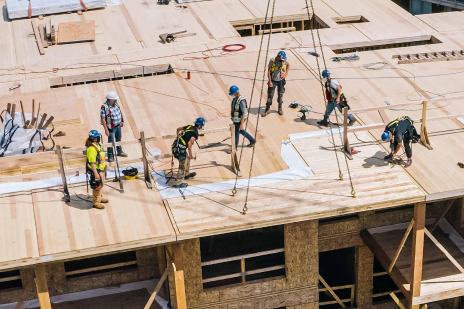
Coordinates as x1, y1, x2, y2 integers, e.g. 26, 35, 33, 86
304, 0, 356, 197
231, 0, 276, 215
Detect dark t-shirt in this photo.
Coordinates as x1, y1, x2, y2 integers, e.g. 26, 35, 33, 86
386, 119, 412, 142
181, 125, 199, 145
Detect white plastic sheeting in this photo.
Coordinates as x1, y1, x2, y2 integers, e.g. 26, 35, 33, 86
0, 112, 47, 156
6, 0, 106, 19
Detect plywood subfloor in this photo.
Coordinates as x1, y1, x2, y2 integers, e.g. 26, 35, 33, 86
58, 20, 96, 44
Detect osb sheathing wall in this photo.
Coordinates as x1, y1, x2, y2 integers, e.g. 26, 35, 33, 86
167, 220, 319, 309
0, 247, 162, 304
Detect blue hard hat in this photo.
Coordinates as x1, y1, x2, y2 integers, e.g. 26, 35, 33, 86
322, 70, 331, 77
277, 51, 287, 61
229, 85, 239, 96
89, 130, 101, 139
195, 117, 206, 126
381, 130, 391, 141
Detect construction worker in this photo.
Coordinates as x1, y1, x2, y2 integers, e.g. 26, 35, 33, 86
382, 116, 418, 167
263, 51, 290, 116
317, 70, 356, 127
101, 91, 128, 162
230, 85, 256, 149
86, 130, 108, 209
171, 118, 205, 188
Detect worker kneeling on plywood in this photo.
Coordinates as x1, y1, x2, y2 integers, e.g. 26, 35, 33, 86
381, 116, 420, 167
86, 130, 108, 209
170, 118, 205, 188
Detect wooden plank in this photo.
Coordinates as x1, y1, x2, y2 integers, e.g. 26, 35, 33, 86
201, 248, 285, 266
40, 116, 54, 130
65, 261, 138, 276
319, 274, 346, 307
258, 27, 296, 34
57, 20, 96, 44
172, 243, 187, 309
11, 104, 15, 120
31, 20, 45, 55
34, 265, 51, 309
35, 102, 41, 129
38, 25, 49, 48
202, 265, 285, 283
19, 101, 27, 127
430, 199, 455, 232
410, 202, 426, 307
36, 112, 47, 129
119, 2, 143, 42
390, 292, 407, 309
388, 219, 414, 273
424, 228, 464, 273
144, 263, 171, 309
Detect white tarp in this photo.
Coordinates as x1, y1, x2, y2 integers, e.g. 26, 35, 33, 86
6, 0, 106, 19
0, 112, 47, 156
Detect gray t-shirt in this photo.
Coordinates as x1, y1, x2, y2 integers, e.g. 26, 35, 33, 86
269, 58, 289, 82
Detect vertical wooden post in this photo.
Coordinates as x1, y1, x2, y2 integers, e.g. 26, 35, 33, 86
343, 107, 353, 160
230, 124, 242, 177
410, 202, 426, 309
420, 101, 433, 150
56, 145, 70, 202
34, 265, 51, 309
172, 243, 187, 309
140, 131, 152, 189
241, 258, 246, 283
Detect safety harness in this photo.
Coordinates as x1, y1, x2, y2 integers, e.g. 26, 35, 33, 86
386, 116, 414, 131
387, 116, 420, 143
270, 57, 286, 77
86, 143, 104, 172
231, 96, 246, 123
325, 79, 350, 109
101, 102, 122, 129
172, 126, 197, 161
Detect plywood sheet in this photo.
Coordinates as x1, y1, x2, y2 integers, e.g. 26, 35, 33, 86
58, 20, 96, 44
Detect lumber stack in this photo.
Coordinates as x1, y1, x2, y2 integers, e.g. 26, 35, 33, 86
5, 100, 54, 130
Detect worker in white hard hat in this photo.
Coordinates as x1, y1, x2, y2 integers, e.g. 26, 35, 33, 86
101, 91, 128, 162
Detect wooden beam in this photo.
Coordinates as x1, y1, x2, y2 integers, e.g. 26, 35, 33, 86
144, 263, 171, 309
258, 26, 296, 34
56, 145, 70, 203
430, 199, 455, 233
19, 101, 27, 127
140, 131, 153, 189
31, 20, 45, 55
40, 116, 54, 130
172, 243, 187, 309
230, 124, 241, 178
319, 274, 346, 308
420, 101, 433, 150
424, 228, 464, 273
388, 219, 414, 273
34, 265, 51, 309
342, 107, 352, 160
410, 202, 426, 309
390, 292, 407, 309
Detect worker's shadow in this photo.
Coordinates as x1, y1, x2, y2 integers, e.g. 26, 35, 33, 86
293, 117, 326, 127
65, 194, 94, 210
248, 106, 262, 115
362, 151, 389, 168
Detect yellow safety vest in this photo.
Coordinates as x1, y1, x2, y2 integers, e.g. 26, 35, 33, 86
232, 96, 245, 123
86, 143, 106, 170
270, 58, 286, 76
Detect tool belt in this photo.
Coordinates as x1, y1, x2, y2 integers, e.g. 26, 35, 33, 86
88, 169, 104, 190
338, 93, 350, 110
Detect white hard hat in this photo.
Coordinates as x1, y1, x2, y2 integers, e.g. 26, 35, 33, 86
107, 91, 119, 100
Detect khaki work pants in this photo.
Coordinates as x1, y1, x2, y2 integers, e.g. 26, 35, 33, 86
171, 157, 190, 186
92, 171, 106, 205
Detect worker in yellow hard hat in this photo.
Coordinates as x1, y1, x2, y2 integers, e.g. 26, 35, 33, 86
86, 130, 108, 209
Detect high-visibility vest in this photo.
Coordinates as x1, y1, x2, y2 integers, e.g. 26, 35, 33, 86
101, 101, 121, 129
231, 96, 245, 123
86, 143, 105, 171
270, 58, 286, 77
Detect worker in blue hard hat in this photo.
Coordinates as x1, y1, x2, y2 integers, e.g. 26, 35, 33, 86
263, 51, 290, 117
86, 130, 107, 209
382, 116, 419, 167
229, 85, 256, 150
170, 117, 205, 187
317, 70, 356, 127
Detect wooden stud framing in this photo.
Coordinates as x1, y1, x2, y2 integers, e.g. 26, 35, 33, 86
342, 107, 353, 160
172, 243, 187, 309
420, 101, 433, 150
390, 292, 407, 309
430, 199, 455, 232
144, 263, 171, 309
241, 258, 246, 283
410, 202, 426, 309
34, 265, 51, 309
319, 274, 346, 308
424, 228, 464, 273
140, 131, 153, 189
388, 219, 415, 273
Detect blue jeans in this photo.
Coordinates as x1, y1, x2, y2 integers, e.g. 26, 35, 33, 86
234, 122, 255, 148
107, 125, 123, 157
324, 101, 353, 121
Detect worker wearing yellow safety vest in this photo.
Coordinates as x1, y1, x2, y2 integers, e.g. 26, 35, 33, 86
171, 118, 205, 188
86, 130, 108, 209
229, 85, 256, 149
263, 51, 290, 117
381, 116, 419, 167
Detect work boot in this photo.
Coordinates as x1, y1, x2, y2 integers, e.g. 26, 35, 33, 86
317, 119, 329, 127
101, 198, 109, 203
247, 141, 256, 147
384, 153, 393, 160
118, 152, 128, 157
93, 204, 105, 210
262, 104, 271, 117
184, 172, 196, 179
348, 117, 356, 126
278, 104, 284, 116
172, 183, 188, 189
405, 158, 412, 167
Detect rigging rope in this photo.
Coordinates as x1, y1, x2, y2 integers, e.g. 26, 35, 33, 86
304, 0, 356, 197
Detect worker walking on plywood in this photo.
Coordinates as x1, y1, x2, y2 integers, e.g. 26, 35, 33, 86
101, 91, 128, 162
263, 51, 290, 117
86, 130, 108, 209
171, 118, 205, 188
382, 116, 419, 167
230, 85, 256, 149
317, 70, 356, 127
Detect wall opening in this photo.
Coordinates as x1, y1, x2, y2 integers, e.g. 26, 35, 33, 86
332, 15, 369, 24
331, 35, 442, 54
319, 213, 359, 224
373, 257, 402, 303
375, 204, 414, 214
319, 247, 356, 308
64, 251, 138, 279
200, 226, 285, 290
0, 270, 22, 291
232, 14, 329, 37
